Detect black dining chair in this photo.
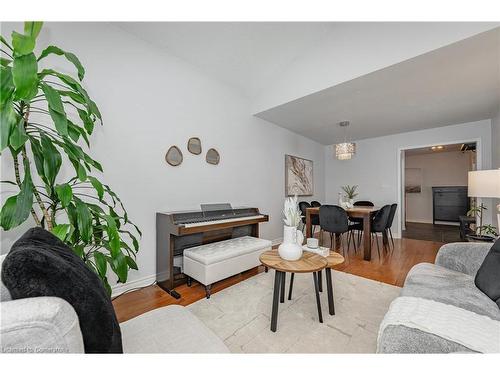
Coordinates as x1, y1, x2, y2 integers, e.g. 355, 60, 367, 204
299, 201, 319, 234
354, 201, 374, 207
311, 201, 321, 207
319, 205, 355, 254
370, 204, 392, 258
385, 204, 398, 249
350, 200, 375, 246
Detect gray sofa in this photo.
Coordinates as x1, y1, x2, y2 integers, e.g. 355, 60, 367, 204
377, 242, 500, 353
0, 254, 228, 353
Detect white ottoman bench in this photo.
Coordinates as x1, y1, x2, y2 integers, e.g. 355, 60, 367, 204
183, 236, 272, 298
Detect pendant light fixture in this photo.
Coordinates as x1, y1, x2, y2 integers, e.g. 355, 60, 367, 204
334, 121, 356, 160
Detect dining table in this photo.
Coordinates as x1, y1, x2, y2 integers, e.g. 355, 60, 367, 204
305, 205, 380, 261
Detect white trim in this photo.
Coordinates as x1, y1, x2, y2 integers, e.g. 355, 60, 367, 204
111, 274, 156, 297
397, 137, 482, 239
405, 219, 433, 224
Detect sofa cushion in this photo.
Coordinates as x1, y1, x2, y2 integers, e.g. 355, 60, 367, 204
120, 305, 229, 353
184, 236, 272, 265
475, 238, 500, 309
1, 296, 84, 353
1, 228, 122, 353
402, 263, 500, 321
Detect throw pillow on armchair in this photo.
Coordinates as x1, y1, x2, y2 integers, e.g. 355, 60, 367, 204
1, 227, 123, 353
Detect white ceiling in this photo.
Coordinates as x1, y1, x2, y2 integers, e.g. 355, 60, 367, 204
256, 28, 500, 145
405, 143, 466, 156
115, 22, 334, 98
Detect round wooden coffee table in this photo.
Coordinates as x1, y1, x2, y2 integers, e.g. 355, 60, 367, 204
259, 250, 327, 332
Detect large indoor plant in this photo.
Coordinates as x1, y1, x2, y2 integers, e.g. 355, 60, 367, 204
0, 22, 141, 294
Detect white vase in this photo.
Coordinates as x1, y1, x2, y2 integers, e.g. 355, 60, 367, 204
278, 225, 303, 261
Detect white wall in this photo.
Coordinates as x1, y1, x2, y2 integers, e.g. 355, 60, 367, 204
405, 151, 471, 224
0, 22, 326, 289
324, 120, 492, 237
253, 23, 500, 113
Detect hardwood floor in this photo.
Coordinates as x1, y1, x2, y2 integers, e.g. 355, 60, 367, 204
402, 222, 462, 243
112, 236, 442, 323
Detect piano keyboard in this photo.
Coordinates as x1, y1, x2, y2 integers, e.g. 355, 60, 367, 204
183, 215, 266, 228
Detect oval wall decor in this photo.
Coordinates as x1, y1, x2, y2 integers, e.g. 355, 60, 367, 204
187, 137, 202, 155
206, 148, 220, 165
165, 146, 183, 166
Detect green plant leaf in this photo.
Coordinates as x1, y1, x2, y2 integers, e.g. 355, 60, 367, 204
38, 45, 85, 80
39, 69, 101, 123
77, 163, 87, 181
74, 197, 92, 243
40, 134, 62, 186
0, 58, 12, 67
55, 183, 72, 207
102, 276, 112, 295
0, 35, 13, 51
111, 252, 128, 283
40, 83, 68, 136
104, 214, 120, 257
88, 176, 104, 200
67, 121, 81, 142
29, 137, 45, 179
93, 252, 107, 277
12, 53, 38, 100
0, 66, 14, 105
0, 102, 18, 152
24, 22, 43, 40
59, 90, 86, 105
51, 223, 71, 241
0, 196, 19, 230
77, 108, 94, 134
72, 244, 84, 258
126, 256, 138, 270
84, 154, 103, 172
40, 82, 65, 114
9, 119, 28, 150
11, 31, 35, 56
0, 159, 34, 230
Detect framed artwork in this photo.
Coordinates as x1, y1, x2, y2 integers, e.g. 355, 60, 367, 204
285, 155, 313, 196
405, 168, 422, 193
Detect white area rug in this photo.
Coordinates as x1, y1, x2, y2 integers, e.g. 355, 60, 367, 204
188, 270, 401, 353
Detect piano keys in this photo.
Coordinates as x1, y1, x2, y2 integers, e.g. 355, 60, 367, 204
156, 204, 269, 296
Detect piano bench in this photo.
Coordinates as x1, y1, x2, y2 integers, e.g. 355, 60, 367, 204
183, 236, 272, 298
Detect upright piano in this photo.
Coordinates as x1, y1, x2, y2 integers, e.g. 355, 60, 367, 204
156, 204, 269, 295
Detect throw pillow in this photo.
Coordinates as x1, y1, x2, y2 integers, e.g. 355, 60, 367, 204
1, 227, 123, 353
475, 237, 500, 309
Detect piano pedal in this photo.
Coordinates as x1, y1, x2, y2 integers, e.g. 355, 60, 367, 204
167, 289, 181, 299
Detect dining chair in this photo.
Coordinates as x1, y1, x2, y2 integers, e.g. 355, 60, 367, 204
299, 201, 314, 233
385, 203, 398, 249
319, 205, 355, 254
311, 201, 321, 207
351, 200, 375, 246
353, 201, 374, 207
370, 204, 392, 259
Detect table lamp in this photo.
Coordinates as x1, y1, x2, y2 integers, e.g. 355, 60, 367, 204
468, 169, 500, 236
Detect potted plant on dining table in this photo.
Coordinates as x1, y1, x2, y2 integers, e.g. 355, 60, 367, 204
341, 185, 358, 208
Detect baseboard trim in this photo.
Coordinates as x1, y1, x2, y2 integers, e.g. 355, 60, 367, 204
405, 220, 433, 224
111, 274, 156, 297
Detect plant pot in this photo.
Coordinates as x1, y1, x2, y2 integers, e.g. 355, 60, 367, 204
278, 226, 303, 260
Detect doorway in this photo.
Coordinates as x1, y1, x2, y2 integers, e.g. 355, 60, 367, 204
400, 142, 477, 243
